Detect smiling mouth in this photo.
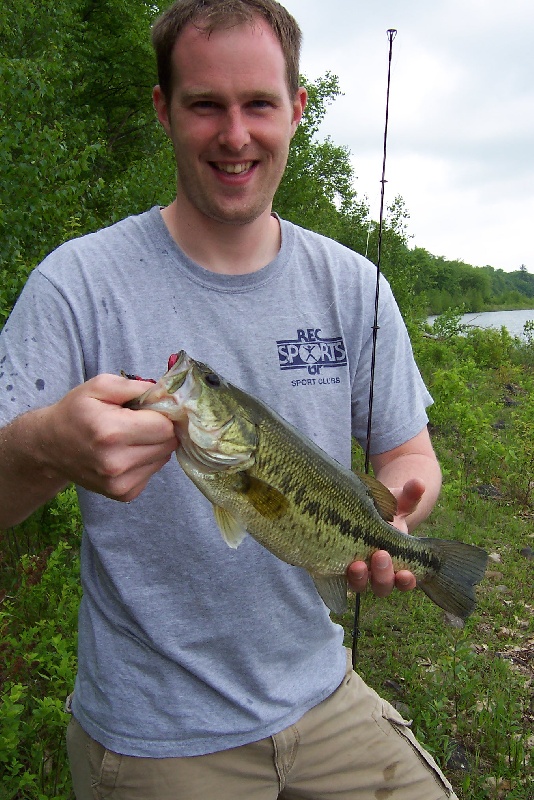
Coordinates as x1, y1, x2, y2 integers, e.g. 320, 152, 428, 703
212, 161, 256, 175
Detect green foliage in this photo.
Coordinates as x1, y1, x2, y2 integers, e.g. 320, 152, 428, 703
0, 0, 173, 323
275, 72, 361, 239
0, 490, 82, 800
377, 196, 428, 325
416, 315, 534, 504
414, 248, 534, 314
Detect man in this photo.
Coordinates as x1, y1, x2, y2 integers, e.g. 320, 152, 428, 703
0, 1, 453, 798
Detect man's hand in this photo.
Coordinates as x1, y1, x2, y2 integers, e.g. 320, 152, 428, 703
0, 375, 178, 527
39, 374, 178, 501
346, 478, 425, 597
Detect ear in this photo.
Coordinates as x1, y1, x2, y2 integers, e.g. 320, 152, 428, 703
153, 85, 172, 137
290, 86, 308, 136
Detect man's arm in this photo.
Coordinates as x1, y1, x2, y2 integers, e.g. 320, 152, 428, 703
347, 426, 442, 596
371, 426, 442, 532
0, 375, 177, 529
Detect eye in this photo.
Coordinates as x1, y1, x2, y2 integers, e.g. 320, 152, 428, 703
204, 372, 221, 387
190, 100, 220, 114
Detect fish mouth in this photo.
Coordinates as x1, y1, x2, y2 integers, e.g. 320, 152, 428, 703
163, 350, 194, 394
127, 350, 254, 473
125, 351, 197, 414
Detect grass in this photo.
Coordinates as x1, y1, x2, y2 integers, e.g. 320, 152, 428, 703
337, 437, 534, 800
2, 459, 532, 799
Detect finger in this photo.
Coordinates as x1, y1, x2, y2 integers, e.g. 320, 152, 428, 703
84, 374, 158, 404
396, 477, 425, 516
94, 449, 175, 501
394, 569, 417, 592
347, 561, 369, 593
369, 550, 395, 598
97, 436, 177, 481
78, 376, 176, 446
129, 440, 178, 464
122, 409, 177, 446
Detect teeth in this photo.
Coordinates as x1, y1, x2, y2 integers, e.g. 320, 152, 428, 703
215, 162, 254, 174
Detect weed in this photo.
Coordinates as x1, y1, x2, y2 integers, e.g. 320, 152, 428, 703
0, 491, 81, 800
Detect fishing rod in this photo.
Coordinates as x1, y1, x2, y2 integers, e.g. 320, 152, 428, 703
352, 28, 398, 668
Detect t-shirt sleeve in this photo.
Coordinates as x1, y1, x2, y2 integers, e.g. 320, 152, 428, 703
350, 277, 432, 454
0, 268, 86, 426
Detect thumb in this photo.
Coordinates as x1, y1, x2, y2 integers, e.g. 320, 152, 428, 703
396, 478, 425, 517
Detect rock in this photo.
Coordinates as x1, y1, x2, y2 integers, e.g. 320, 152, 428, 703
446, 741, 472, 774
383, 679, 404, 696
474, 484, 502, 499
392, 701, 412, 720
443, 612, 465, 629
504, 383, 522, 395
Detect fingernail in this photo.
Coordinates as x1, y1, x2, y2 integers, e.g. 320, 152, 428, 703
375, 554, 389, 570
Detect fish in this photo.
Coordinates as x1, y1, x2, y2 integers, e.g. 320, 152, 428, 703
125, 351, 488, 619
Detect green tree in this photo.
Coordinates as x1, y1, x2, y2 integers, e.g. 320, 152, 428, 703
352, 196, 426, 324
274, 73, 359, 240
0, 0, 172, 321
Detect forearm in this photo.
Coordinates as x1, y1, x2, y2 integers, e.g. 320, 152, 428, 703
0, 409, 69, 529
0, 376, 178, 530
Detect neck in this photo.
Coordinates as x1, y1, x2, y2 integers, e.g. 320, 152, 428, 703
160, 200, 281, 275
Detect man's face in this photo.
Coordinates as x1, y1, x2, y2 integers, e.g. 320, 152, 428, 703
153, 18, 307, 227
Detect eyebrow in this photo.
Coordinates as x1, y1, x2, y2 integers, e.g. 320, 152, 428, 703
178, 87, 284, 103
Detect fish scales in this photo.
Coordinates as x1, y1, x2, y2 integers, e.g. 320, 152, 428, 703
241, 404, 435, 576
126, 351, 488, 619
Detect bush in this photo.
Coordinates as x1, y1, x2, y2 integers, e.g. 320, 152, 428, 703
0, 492, 81, 800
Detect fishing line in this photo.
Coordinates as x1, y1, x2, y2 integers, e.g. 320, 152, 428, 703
352, 28, 397, 668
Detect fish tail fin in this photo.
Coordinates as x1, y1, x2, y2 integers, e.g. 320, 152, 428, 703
418, 539, 488, 620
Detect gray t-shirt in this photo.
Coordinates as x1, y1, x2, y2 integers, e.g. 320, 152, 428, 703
0, 207, 432, 757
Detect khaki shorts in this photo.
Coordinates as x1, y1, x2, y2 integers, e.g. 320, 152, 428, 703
67, 654, 457, 800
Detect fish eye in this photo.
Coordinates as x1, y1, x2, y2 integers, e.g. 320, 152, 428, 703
204, 372, 221, 387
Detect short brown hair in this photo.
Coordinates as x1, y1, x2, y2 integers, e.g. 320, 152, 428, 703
151, 0, 302, 102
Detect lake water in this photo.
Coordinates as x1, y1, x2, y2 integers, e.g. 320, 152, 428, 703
428, 309, 534, 338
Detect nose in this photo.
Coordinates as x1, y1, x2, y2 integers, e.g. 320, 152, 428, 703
218, 107, 251, 151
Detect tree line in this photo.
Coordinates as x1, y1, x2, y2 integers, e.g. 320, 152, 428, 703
1, 0, 532, 327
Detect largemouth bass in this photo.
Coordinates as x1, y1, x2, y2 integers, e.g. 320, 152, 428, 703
126, 351, 487, 619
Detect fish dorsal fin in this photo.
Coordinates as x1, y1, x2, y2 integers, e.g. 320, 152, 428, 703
356, 472, 397, 522
213, 506, 249, 549
236, 475, 289, 520
311, 575, 348, 614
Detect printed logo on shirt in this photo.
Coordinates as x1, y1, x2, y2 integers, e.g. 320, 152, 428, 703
277, 329, 347, 379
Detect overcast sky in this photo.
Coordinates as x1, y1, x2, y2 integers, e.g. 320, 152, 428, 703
282, 0, 534, 273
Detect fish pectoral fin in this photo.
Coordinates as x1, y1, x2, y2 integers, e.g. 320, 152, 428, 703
356, 472, 397, 522
311, 575, 348, 614
237, 475, 289, 520
213, 505, 249, 549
